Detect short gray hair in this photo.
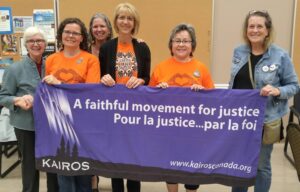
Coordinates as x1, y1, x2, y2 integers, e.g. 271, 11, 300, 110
23, 26, 47, 46
168, 23, 197, 56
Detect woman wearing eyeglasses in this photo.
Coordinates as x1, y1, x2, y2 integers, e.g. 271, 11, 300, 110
44, 17, 100, 192
0, 27, 50, 192
149, 23, 214, 192
99, 3, 150, 192
229, 11, 299, 192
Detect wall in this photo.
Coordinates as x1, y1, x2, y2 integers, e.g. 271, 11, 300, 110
1, 0, 53, 61
292, 0, 300, 77
3, 1, 298, 79
1, 0, 53, 15
58, 0, 212, 70
211, 0, 295, 83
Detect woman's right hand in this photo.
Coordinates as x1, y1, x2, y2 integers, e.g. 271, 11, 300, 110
260, 84, 280, 97
43, 75, 62, 85
101, 74, 116, 87
14, 95, 34, 110
157, 82, 168, 89
191, 84, 204, 91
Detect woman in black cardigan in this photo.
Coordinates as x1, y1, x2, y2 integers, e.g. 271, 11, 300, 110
99, 2, 151, 192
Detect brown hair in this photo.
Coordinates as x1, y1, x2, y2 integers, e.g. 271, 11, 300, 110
243, 10, 274, 50
57, 18, 89, 51
168, 23, 197, 57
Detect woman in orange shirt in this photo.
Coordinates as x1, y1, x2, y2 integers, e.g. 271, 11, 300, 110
99, 3, 151, 192
149, 23, 214, 192
43, 17, 100, 192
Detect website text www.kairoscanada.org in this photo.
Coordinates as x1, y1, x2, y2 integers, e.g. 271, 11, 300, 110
170, 160, 252, 174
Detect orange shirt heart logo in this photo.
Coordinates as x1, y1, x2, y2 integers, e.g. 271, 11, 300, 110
169, 74, 196, 86
54, 69, 84, 83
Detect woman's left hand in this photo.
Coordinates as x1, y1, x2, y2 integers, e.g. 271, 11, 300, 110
260, 84, 280, 97
43, 75, 62, 85
191, 84, 204, 91
14, 95, 34, 110
126, 77, 144, 89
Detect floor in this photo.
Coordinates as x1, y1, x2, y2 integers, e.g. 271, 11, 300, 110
0, 143, 299, 192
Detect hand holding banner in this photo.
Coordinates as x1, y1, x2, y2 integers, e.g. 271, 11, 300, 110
34, 83, 267, 186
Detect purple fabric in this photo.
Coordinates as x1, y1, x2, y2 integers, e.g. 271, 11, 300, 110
33, 83, 267, 185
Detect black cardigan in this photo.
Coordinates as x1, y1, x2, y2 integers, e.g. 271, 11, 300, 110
99, 38, 151, 85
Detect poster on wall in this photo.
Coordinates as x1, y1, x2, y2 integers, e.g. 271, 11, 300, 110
1, 34, 17, 56
0, 7, 13, 34
44, 42, 56, 57
19, 37, 27, 56
13, 16, 33, 33
33, 9, 55, 42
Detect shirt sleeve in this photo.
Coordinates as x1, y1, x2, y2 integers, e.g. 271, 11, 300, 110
200, 65, 215, 89
85, 55, 101, 83
0, 65, 18, 110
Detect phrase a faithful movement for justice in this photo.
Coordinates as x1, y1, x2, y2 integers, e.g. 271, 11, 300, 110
73, 98, 260, 119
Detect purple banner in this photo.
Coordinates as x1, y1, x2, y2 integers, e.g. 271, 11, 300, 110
34, 83, 267, 186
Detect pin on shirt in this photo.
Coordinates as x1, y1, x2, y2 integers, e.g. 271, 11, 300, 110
262, 66, 269, 72
262, 64, 277, 72
269, 64, 277, 71
193, 70, 200, 78
76, 57, 84, 64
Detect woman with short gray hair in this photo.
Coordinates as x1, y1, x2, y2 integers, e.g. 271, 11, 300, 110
0, 26, 48, 192
149, 23, 214, 192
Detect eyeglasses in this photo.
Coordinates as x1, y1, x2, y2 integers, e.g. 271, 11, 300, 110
26, 39, 45, 45
172, 39, 192, 45
249, 10, 268, 15
63, 30, 82, 36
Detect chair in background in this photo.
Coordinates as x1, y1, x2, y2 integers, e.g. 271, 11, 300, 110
0, 141, 20, 178
284, 91, 300, 171
0, 107, 20, 178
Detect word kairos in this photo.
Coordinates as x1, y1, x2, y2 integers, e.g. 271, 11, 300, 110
42, 159, 89, 171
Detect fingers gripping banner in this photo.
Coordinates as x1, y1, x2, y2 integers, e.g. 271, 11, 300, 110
33, 83, 267, 186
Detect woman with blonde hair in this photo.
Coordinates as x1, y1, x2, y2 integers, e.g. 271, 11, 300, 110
99, 3, 151, 192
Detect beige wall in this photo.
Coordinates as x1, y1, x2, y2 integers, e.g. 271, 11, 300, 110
1, 0, 53, 15
212, 0, 296, 83
58, 0, 212, 71
1, 0, 53, 61
2, 0, 299, 79
293, 0, 300, 77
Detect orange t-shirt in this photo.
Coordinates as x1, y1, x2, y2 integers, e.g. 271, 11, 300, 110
45, 51, 100, 84
149, 57, 214, 88
115, 43, 138, 84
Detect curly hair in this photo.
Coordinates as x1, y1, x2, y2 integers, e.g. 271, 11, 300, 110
56, 17, 89, 51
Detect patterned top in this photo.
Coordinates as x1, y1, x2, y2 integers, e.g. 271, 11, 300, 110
115, 42, 137, 84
